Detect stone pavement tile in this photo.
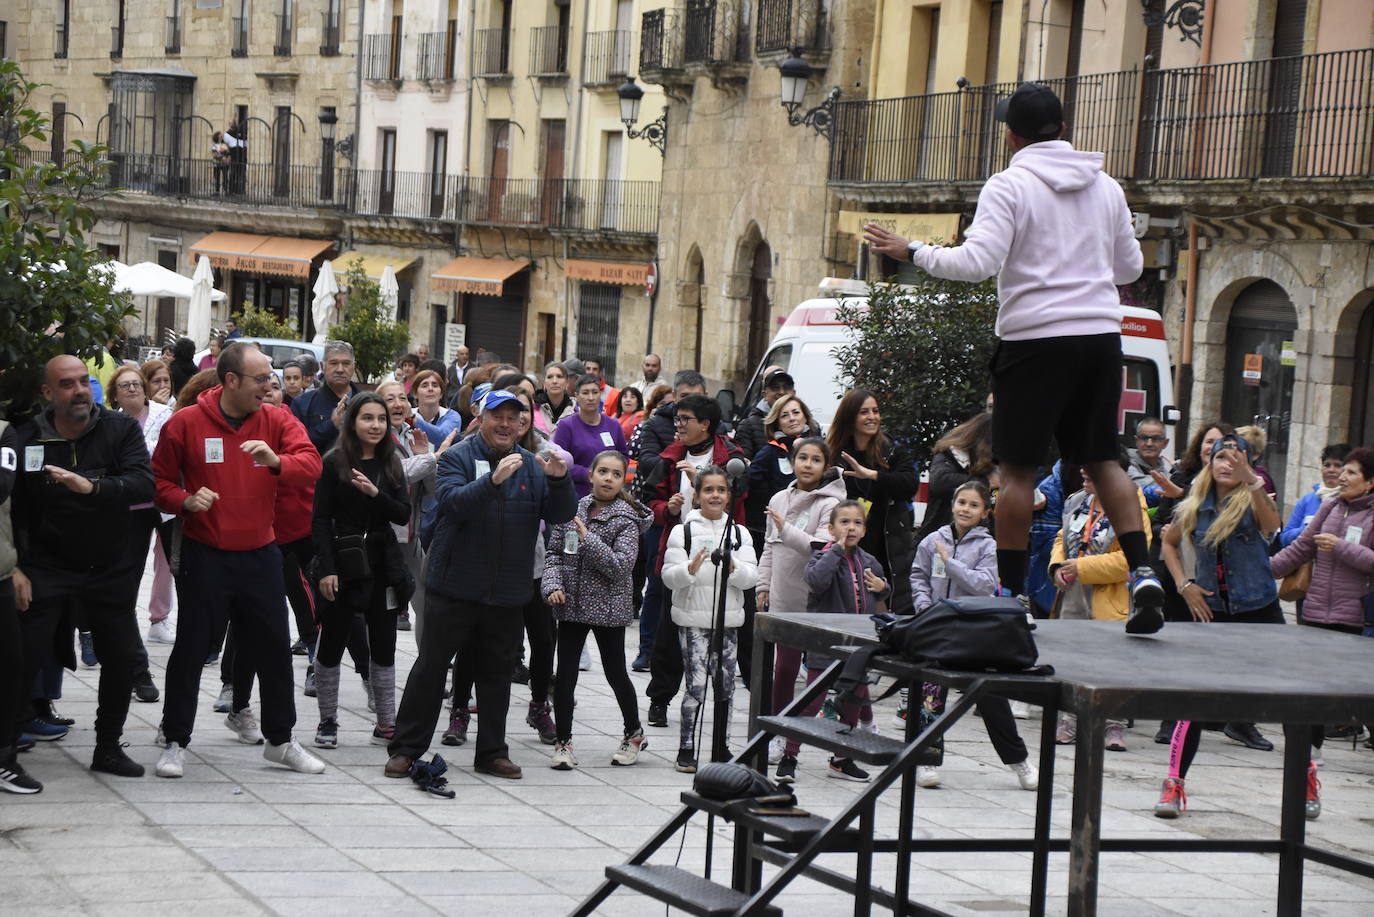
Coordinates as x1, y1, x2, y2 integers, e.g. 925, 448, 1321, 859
1148, 850, 1276, 873
213, 765, 367, 785
944, 868, 1046, 897
342, 846, 504, 872
0, 846, 50, 875
611, 783, 693, 806
0, 802, 145, 828
198, 845, 362, 872
62, 870, 243, 903
381, 869, 553, 897
481, 782, 644, 807
1101, 868, 1265, 899
108, 780, 268, 803
486, 845, 625, 876
245, 781, 394, 805
259, 895, 423, 917
408, 801, 566, 827
450, 824, 605, 849
579, 822, 714, 848
136, 801, 291, 826
303, 823, 462, 848
272, 802, 433, 827
914, 805, 1038, 830
97, 901, 269, 917
39, 844, 205, 876
1304, 874, 1374, 901
530, 867, 622, 896
422, 894, 575, 916
229, 869, 408, 898
538, 802, 685, 827
6, 824, 177, 850
165, 824, 327, 848
4, 876, 73, 907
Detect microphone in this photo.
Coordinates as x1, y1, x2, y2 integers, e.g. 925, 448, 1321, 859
725, 457, 749, 497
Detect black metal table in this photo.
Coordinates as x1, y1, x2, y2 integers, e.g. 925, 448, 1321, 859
751, 613, 1374, 916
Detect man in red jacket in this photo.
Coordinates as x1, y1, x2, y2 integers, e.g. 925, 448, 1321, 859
152, 342, 326, 778
643, 394, 747, 729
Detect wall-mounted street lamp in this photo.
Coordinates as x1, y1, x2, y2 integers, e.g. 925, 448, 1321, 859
617, 76, 667, 157
779, 48, 840, 139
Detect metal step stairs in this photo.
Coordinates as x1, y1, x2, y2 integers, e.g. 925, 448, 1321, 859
570, 655, 1025, 916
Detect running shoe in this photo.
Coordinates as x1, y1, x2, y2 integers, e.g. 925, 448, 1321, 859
24, 719, 68, 741
290, 638, 309, 656
302, 666, 316, 698
1010, 700, 1032, 720
892, 705, 909, 730
314, 718, 338, 749
263, 739, 326, 774
1009, 760, 1038, 791
371, 724, 395, 746
1125, 567, 1165, 634
774, 754, 797, 784
1154, 777, 1187, 818
827, 757, 870, 782
550, 741, 577, 770
768, 735, 785, 765
155, 743, 185, 779
1154, 721, 1176, 745
79, 632, 98, 667
0, 758, 42, 794
917, 765, 941, 788
147, 620, 176, 644
675, 747, 697, 774
611, 728, 646, 766
225, 709, 264, 745
132, 672, 159, 703
526, 701, 556, 745
1306, 762, 1321, 821
442, 709, 469, 746
647, 702, 668, 728
213, 683, 234, 713
1055, 716, 1076, 745
396, 612, 411, 632
1105, 723, 1127, 752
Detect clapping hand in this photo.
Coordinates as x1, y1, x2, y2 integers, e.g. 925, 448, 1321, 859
537, 451, 568, 478
411, 428, 431, 454
349, 468, 379, 497
687, 546, 710, 575
43, 465, 93, 494
839, 452, 878, 481
766, 507, 785, 533
492, 453, 524, 484
1151, 469, 1185, 499
862, 568, 887, 594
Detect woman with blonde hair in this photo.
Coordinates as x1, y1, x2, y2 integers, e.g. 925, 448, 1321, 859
1153, 431, 1284, 819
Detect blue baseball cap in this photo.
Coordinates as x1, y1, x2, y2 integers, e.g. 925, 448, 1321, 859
469, 382, 492, 405
1209, 433, 1250, 459
482, 389, 524, 412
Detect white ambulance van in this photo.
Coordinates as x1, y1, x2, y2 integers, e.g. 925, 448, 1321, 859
733, 277, 1178, 457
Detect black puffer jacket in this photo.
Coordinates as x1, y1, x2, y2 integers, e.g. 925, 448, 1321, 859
841, 439, 918, 614
632, 398, 678, 483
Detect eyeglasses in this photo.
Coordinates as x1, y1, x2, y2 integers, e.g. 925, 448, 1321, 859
673, 415, 698, 426
233, 372, 274, 385
115, 380, 144, 392
1136, 434, 1167, 443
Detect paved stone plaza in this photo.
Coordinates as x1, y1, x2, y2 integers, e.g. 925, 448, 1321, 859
5, 576, 1374, 916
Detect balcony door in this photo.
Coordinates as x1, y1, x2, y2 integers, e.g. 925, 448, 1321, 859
600, 132, 622, 229
428, 129, 448, 218
540, 119, 565, 225
1261, 0, 1307, 177
487, 120, 510, 221
1134, 0, 1165, 178
612, 0, 634, 76
379, 128, 397, 214
272, 105, 292, 198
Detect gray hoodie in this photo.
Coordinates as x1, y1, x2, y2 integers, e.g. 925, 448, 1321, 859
910, 523, 999, 612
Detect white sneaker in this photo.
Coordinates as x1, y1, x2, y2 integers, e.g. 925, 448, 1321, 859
858, 721, 881, 736
212, 684, 233, 714
1010, 700, 1031, 720
768, 735, 785, 765
147, 620, 175, 644
917, 765, 941, 788
155, 743, 185, 778
611, 730, 646, 766
225, 709, 264, 745
1009, 759, 1039, 791
550, 741, 578, 770
263, 738, 326, 774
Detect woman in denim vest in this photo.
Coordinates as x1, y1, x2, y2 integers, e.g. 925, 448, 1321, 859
1153, 432, 1285, 820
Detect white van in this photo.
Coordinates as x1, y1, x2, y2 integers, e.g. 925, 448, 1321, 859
734, 278, 1178, 458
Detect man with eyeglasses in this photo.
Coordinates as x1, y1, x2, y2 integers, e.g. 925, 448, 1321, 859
9, 355, 155, 784
1126, 417, 1173, 507
152, 342, 326, 778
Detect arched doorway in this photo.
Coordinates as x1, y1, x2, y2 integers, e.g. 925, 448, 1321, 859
1346, 291, 1374, 445
681, 246, 705, 371
746, 241, 772, 373
1220, 279, 1298, 498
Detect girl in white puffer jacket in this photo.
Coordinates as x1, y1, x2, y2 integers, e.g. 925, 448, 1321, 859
661, 466, 757, 774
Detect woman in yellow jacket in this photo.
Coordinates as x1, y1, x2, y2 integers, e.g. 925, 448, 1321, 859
1050, 465, 1151, 750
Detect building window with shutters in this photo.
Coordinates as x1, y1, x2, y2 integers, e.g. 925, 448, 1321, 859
576, 283, 622, 381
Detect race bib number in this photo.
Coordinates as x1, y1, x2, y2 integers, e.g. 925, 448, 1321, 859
1346, 525, 1364, 544
778, 457, 793, 475
599, 431, 615, 447
205, 438, 225, 464
474, 459, 491, 478
25, 445, 44, 472
0, 446, 16, 472
795, 509, 810, 533
931, 554, 947, 578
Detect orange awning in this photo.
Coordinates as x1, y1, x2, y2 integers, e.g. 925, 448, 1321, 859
188, 231, 334, 279
431, 256, 530, 295
565, 259, 649, 286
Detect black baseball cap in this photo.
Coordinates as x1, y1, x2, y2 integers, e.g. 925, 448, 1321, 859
995, 83, 1064, 142
764, 369, 795, 389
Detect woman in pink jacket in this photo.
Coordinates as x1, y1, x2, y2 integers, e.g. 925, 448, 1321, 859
1270, 445, 1374, 819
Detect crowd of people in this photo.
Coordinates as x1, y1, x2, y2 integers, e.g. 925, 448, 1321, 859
0, 336, 1366, 825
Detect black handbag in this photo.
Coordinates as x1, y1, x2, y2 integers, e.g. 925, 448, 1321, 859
693, 763, 794, 805
873, 597, 1046, 673
333, 533, 371, 581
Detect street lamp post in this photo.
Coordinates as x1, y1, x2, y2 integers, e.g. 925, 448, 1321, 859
778, 49, 840, 139
617, 76, 667, 157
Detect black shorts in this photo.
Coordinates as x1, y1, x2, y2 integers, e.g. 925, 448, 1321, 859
991, 333, 1122, 468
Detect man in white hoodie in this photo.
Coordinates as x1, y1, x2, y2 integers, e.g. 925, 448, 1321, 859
864, 82, 1164, 635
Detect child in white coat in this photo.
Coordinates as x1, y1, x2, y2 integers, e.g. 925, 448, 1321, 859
661, 466, 758, 774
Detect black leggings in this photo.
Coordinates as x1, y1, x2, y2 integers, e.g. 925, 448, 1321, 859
1171, 600, 1286, 779
317, 577, 397, 669
554, 621, 640, 743
452, 581, 556, 706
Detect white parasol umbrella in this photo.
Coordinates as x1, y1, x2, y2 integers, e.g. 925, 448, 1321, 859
99, 260, 227, 301
187, 255, 216, 349
379, 264, 399, 322
312, 261, 339, 345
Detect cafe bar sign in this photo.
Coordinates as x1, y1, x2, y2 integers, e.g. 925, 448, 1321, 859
565, 259, 650, 286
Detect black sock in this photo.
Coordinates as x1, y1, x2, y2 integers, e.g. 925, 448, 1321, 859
996, 549, 1028, 595
1118, 531, 1150, 571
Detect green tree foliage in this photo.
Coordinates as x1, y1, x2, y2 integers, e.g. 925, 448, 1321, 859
831, 274, 999, 466
331, 259, 409, 384
232, 303, 297, 340
0, 61, 135, 420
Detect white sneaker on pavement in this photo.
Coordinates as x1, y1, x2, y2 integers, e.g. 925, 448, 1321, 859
917, 765, 941, 788
155, 743, 185, 778
212, 684, 233, 714
768, 736, 785, 765
263, 738, 326, 774
1009, 759, 1039, 791
226, 709, 264, 745
1010, 700, 1031, 720
147, 620, 175, 644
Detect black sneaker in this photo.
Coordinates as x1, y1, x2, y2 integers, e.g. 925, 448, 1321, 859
1125, 568, 1165, 635
90, 744, 145, 778
675, 747, 697, 773
775, 754, 797, 784
0, 758, 42, 794
647, 702, 668, 728
511, 662, 531, 686
34, 699, 75, 727
1155, 721, 1176, 745
132, 672, 160, 703
827, 756, 870, 782
1223, 722, 1274, 751
290, 639, 309, 656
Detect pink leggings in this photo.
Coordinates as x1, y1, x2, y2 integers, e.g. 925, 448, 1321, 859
771, 646, 873, 723
783, 667, 870, 756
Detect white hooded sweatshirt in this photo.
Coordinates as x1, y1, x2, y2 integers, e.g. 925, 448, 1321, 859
910, 140, 1143, 341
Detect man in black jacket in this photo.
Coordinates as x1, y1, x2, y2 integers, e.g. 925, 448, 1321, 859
290, 340, 360, 454
11, 356, 155, 778
731, 368, 795, 461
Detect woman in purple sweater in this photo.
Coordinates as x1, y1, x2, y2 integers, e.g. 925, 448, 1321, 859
553, 374, 629, 497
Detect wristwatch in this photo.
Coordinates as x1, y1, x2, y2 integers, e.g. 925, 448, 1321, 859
906, 240, 926, 254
